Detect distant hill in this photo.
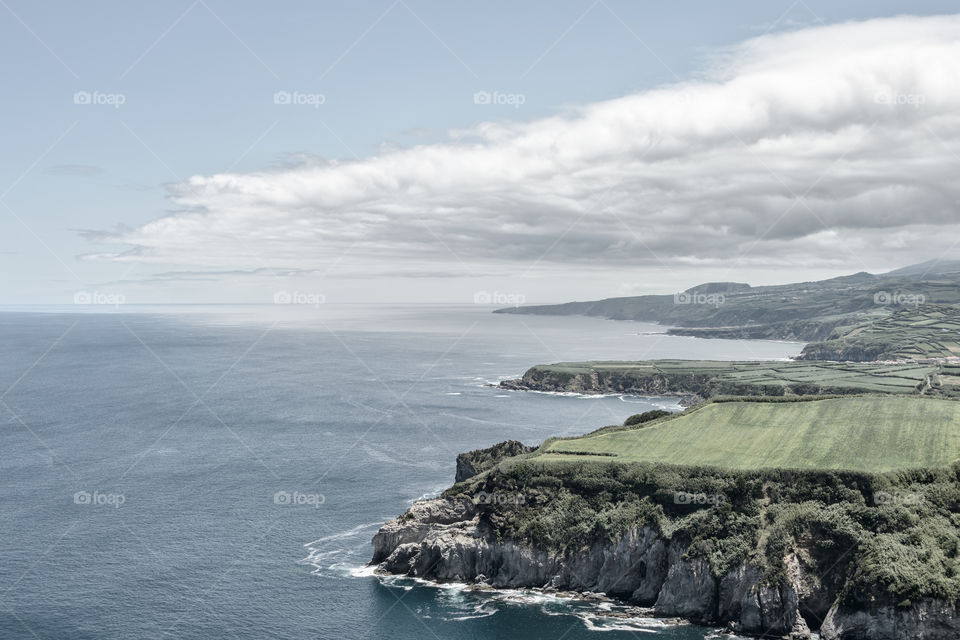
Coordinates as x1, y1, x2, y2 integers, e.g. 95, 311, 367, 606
494, 261, 960, 350
882, 259, 960, 278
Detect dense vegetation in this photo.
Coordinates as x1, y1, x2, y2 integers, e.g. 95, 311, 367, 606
623, 409, 672, 426
447, 455, 960, 611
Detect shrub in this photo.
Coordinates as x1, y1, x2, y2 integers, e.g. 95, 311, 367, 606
624, 409, 672, 426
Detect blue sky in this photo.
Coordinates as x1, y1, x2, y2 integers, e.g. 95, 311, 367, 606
2, 1, 959, 304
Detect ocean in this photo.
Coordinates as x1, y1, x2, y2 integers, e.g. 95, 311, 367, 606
0, 305, 802, 639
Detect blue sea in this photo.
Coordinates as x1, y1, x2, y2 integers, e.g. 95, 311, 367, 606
0, 305, 802, 639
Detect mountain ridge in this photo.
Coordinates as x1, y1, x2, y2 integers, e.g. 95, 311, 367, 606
493, 261, 960, 352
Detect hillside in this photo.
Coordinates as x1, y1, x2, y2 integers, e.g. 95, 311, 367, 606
799, 304, 960, 361
494, 262, 960, 354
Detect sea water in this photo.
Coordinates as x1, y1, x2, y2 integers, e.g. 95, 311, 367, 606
0, 305, 801, 639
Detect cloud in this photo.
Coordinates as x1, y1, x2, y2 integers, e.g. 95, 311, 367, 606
90, 14, 960, 276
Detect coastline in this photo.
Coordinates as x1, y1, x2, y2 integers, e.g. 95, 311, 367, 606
484, 382, 694, 407
369, 495, 813, 638
369, 434, 960, 640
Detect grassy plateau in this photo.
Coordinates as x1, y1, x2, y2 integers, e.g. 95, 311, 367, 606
538, 396, 960, 472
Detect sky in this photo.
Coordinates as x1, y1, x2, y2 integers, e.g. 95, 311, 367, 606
2, 0, 959, 306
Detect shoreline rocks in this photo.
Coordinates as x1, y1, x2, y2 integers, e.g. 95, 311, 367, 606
371, 497, 808, 638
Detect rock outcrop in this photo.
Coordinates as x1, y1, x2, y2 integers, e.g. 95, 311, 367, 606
455, 441, 535, 483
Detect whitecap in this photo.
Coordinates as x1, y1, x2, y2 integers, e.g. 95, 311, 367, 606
446, 602, 498, 621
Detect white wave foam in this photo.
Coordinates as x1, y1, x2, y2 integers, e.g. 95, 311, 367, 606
580, 615, 660, 633
303, 521, 384, 547
370, 575, 701, 635
446, 602, 498, 621
408, 485, 447, 504
516, 389, 685, 402
347, 565, 378, 578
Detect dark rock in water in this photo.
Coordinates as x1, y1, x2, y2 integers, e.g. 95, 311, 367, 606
455, 440, 535, 483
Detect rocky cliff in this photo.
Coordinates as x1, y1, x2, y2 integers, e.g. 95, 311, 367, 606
370, 438, 960, 640
371, 496, 812, 637
371, 495, 960, 639
498, 368, 705, 404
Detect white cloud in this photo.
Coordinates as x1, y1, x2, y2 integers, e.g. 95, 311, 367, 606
90, 14, 960, 278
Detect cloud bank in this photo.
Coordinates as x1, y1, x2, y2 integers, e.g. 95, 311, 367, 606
92, 14, 960, 277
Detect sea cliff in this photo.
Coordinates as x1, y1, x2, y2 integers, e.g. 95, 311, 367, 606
370, 443, 960, 639
371, 496, 811, 638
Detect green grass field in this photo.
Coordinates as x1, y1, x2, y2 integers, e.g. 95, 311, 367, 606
538, 396, 960, 472
800, 305, 960, 361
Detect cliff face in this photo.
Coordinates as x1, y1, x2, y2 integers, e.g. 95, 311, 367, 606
371, 497, 812, 637
498, 368, 707, 403
371, 496, 960, 640
667, 317, 843, 342
497, 363, 897, 400
795, 343, 891, 362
